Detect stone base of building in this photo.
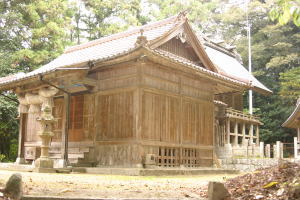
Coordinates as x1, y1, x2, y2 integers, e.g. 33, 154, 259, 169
15, 157, 26, 164
35, 157, 54, 169
219, 158, 280, 172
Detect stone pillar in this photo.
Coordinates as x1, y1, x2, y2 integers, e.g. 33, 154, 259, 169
276, 141, 281, 159
294, 137, 299, 159
265, 144, 271, 158
280, 142, 284, 159
273, 144, 277, 158
259, 142, 264, 158
15, 95, 29, 164
234, 121, 238, 146
249, 124, 253, 145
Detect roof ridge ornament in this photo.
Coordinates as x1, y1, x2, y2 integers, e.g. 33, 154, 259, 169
135, 29, 148, 47
177, 10, 188, 21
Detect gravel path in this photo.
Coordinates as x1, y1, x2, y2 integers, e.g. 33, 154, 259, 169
0, 170, 238, 199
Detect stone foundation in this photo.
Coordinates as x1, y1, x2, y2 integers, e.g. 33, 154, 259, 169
220, 158, 279, 171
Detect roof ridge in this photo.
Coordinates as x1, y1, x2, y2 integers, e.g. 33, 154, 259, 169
65, 15, 179, 54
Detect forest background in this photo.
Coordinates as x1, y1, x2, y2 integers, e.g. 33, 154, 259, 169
0, 0, 299, 161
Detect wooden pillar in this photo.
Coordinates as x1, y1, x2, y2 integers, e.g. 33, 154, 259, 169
242, 122, 246, 146
15, 113, 26, 164
256, 125, 259, 146
249, 124, 253, 145
59, 93, 70, 167
298, 128, 300, 142
226, 119, 230, 144
234, 121, 238, 146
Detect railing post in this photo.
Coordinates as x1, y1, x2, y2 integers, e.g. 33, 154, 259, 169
226, 119, 230, 144
249, 124, 253, 145
256, 125, 259, 146
242, 122, 246, 146
294, 137, 298, 159
234, 121, 238, 146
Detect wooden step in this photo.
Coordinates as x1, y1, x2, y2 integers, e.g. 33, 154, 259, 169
49, 153, 85, 159
49, 147, 90, 154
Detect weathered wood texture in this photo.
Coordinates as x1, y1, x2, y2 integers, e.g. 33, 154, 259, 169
97, 91, 134, 140
158, 37, 200, 63
23, 58, 216, 167
215, 92, 243, 111
95, 144, 142, 167
93, 60, 214, 167
52, 93, 95, 142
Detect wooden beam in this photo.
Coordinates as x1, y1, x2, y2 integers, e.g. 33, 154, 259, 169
71, 78, 97, 87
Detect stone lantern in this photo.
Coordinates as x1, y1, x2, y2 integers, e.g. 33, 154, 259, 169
34, 105, 57, 170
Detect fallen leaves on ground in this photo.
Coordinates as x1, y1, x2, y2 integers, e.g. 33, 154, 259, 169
225, 161, 300, 200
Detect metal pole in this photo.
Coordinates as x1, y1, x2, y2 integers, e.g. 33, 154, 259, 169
246, 0, 253, 115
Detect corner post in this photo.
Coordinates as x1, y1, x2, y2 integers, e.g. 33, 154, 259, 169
58, 93, 70, 168
15, 95, 29, 164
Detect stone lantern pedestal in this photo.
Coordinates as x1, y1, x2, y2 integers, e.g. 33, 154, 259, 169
34, 105, 56, 172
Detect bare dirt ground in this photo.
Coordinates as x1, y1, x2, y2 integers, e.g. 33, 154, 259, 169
0, 169, 239, 199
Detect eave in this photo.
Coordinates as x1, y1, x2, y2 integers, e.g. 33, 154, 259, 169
282, 102, 300, 129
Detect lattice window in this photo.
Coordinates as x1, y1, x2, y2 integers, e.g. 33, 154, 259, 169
181, 148, 199, 167
157, 147, 179, 167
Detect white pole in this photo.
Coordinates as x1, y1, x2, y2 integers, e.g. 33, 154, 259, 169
246, 0, 253, 115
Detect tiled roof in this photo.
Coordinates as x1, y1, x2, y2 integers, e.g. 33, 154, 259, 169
282, 99, 300, 129
204, 46, 272, 94
0, 13, 270, 95
0, 15, 180, 88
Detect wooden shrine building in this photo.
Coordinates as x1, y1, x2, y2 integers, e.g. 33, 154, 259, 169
0, 13, 271, 168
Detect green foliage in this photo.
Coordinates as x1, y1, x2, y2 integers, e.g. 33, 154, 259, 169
148, 0, 219, 31
0, 154, 5, 162
223, 1, 299, 143
0, 0, 74, 161
0, 0, 74, 71
76, 0, 149, 41
0, 95, 18, 161
280, 66, 300, 99
269, 0, 300, 26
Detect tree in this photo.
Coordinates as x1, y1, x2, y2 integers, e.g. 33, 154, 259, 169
0, 0, 75, 161
1, 0, 74, 72
80, 0, 149, 41
218, 1, 299, 143
269, 0, 300, 26
148, 0, 220, 33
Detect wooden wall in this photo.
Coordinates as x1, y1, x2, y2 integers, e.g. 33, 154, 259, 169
94, 60, 215, 167
52, 93, 95, 142
23, 58, 216, 167
139, 60, 214, 167
158, 37, 200, 63
97, 91, 134, 140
